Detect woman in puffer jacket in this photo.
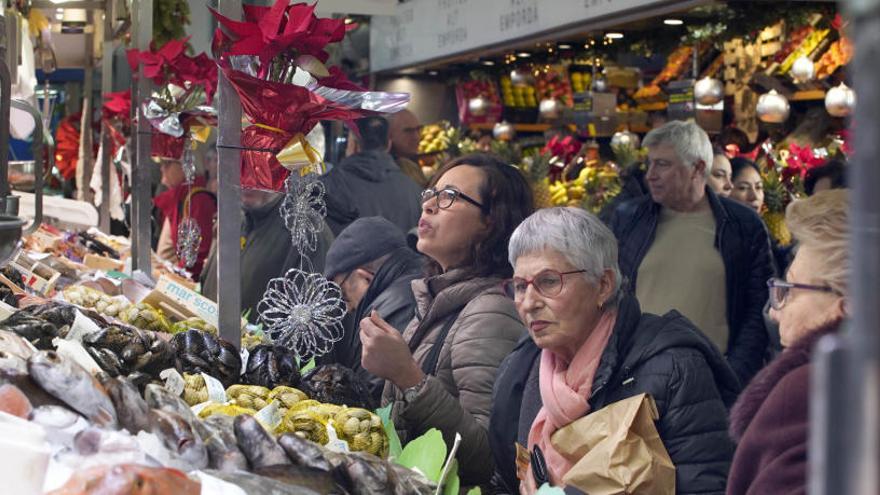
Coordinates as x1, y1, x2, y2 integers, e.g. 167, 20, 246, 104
360, 153, 533, 486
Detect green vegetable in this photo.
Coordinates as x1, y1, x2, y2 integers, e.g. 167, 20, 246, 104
397, 428, 446, 483
375, 404, 403, 459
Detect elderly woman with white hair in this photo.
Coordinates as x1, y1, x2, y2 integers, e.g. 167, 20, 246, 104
489, 207, 741, 494
727, 190, 849, 494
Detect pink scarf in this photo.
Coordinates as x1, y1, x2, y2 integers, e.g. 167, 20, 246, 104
525, 310, 618, 491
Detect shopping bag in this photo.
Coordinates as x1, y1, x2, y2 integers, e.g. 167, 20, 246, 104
550, 393, 675, 494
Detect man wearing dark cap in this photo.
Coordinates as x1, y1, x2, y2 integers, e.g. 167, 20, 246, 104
321, 216, 423, 400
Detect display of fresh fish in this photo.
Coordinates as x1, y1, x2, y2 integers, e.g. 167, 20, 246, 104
145, 383, 199, 423
30, 405, 91, 449
0, 369, 67, 408
341, 452, 395, 495
254, 464, 341, 494
0, 383, 32, 418
201, 469, 330, 495
0, 329, 36, 359
27, 350, 117, 428
278, 434, 333, 473
101, 376, 151, 434
201, 415, 249, 472
46, 463, 201, 495
148, 409, 209, 471
0, 349, 27, 373
233, 414, 290, 469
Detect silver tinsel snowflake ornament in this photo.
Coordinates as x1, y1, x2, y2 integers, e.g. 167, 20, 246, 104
176, 217, 202, 268
280, 172, 327, 255
257, 268, 346, 359
181, 146, 196, 184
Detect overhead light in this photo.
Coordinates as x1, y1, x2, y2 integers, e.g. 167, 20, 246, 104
428, 70, 438, 76
344, 17, 354, 25
558, 43, 572, 50
517, 52, 532, 58
664, 19, 684, 26
605, 32, 624, 39
55, 8, 64, 14
481, 60, 495, 66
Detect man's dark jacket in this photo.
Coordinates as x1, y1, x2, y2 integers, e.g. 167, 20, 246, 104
489, 295, 741, 494
319, 246, 423, 400
201, 195, 334, 322
607, 187, 774, 385
321, 150, 423, 236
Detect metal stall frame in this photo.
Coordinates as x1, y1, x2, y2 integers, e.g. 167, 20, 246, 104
216, 0, 243, 348
811, 1, 880, 494
130, 0, 152, 273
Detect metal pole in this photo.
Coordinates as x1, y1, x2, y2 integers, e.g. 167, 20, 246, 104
131, 0, 152, 273
216, 0, 242, 347
98, 1, 113, 233
80, 11, 96, 203
811, 1, 880, 494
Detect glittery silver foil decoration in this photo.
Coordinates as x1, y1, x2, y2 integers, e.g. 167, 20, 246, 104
257, 268, 346, 359
176, 217, 202, 269
280, 172, 327, 255
181, 145, 196, 184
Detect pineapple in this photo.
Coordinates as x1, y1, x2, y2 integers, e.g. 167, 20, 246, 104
762, 166, 793, 247
525, 154, 554, 209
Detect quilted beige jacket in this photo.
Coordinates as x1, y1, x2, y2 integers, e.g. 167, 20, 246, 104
382, 268, 526, 486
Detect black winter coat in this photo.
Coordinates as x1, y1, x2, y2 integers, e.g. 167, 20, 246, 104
489, 295, 741, 494
321, 150, 423, 236
608, 188, 774, 385
318, 247, 423, 401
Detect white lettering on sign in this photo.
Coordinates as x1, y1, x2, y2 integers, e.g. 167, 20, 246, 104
371, 0, 665, 72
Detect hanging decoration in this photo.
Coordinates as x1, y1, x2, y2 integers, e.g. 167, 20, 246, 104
210, 0, 410, 191
128, 37, 218, 159
756, 90, 790, 124
175, 139, 201, 269
694, 76, 724, 105
279, 171, 327, 254
790, 56, 815, 83
610, 130, 640, 150
210, 0, 411, 359
256, 269, 346, 360
538, 98, 563, 120
467, 96, 489, 117
824, 82, 856, 117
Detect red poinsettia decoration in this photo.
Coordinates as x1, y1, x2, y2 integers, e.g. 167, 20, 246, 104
210, 1, 352, 79
128, 38, 218, 102
542, 135, 581, 164
102, 89, 131, 120
210, 0, 409, 191
784, 142, 826, 181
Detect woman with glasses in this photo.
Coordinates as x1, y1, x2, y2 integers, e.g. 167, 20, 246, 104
489, 207, 739, 494
727, 189, 848, 495
359, 153, 533, 487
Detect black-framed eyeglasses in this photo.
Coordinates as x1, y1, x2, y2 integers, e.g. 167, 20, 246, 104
421, 187, 485, 211
502, 269, 588, 301
767, 277, 842, 310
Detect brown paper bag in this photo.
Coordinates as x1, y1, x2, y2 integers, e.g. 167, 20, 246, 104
550, 393, 675, 494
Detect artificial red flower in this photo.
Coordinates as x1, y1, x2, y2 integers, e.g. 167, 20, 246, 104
102, 90, 131, 120
210, 0, 351, 78
542, 135, 581, 163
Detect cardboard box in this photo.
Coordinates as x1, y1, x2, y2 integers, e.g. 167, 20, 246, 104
142, 276, 219, 326
84, 254, 125, 272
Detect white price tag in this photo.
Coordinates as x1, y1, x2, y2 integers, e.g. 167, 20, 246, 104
65, 310, 102, 343
51, 338, 102, 375
254, 401, 282, 431
201, 373, 228, 404
159, 369, 186, 397
324, 420, 350, 453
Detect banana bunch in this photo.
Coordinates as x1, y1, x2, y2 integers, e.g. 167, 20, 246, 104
227, 384, 273, 410
171, 317, 218, 336
120, 303, 172, 333
418, 123, 454, 154
548, 181, 570, 206
183, 373, 209, 406
63, 285, 130, 319
333, 407, 387, 456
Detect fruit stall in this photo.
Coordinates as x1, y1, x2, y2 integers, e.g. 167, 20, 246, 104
386, 1, 851, 247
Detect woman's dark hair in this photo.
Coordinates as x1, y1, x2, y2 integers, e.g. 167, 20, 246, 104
425, 153, 534, 279
730, 157, 761, 182
804, 159, 847, 195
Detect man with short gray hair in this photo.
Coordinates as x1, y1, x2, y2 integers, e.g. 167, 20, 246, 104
609, 120, 774, 386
